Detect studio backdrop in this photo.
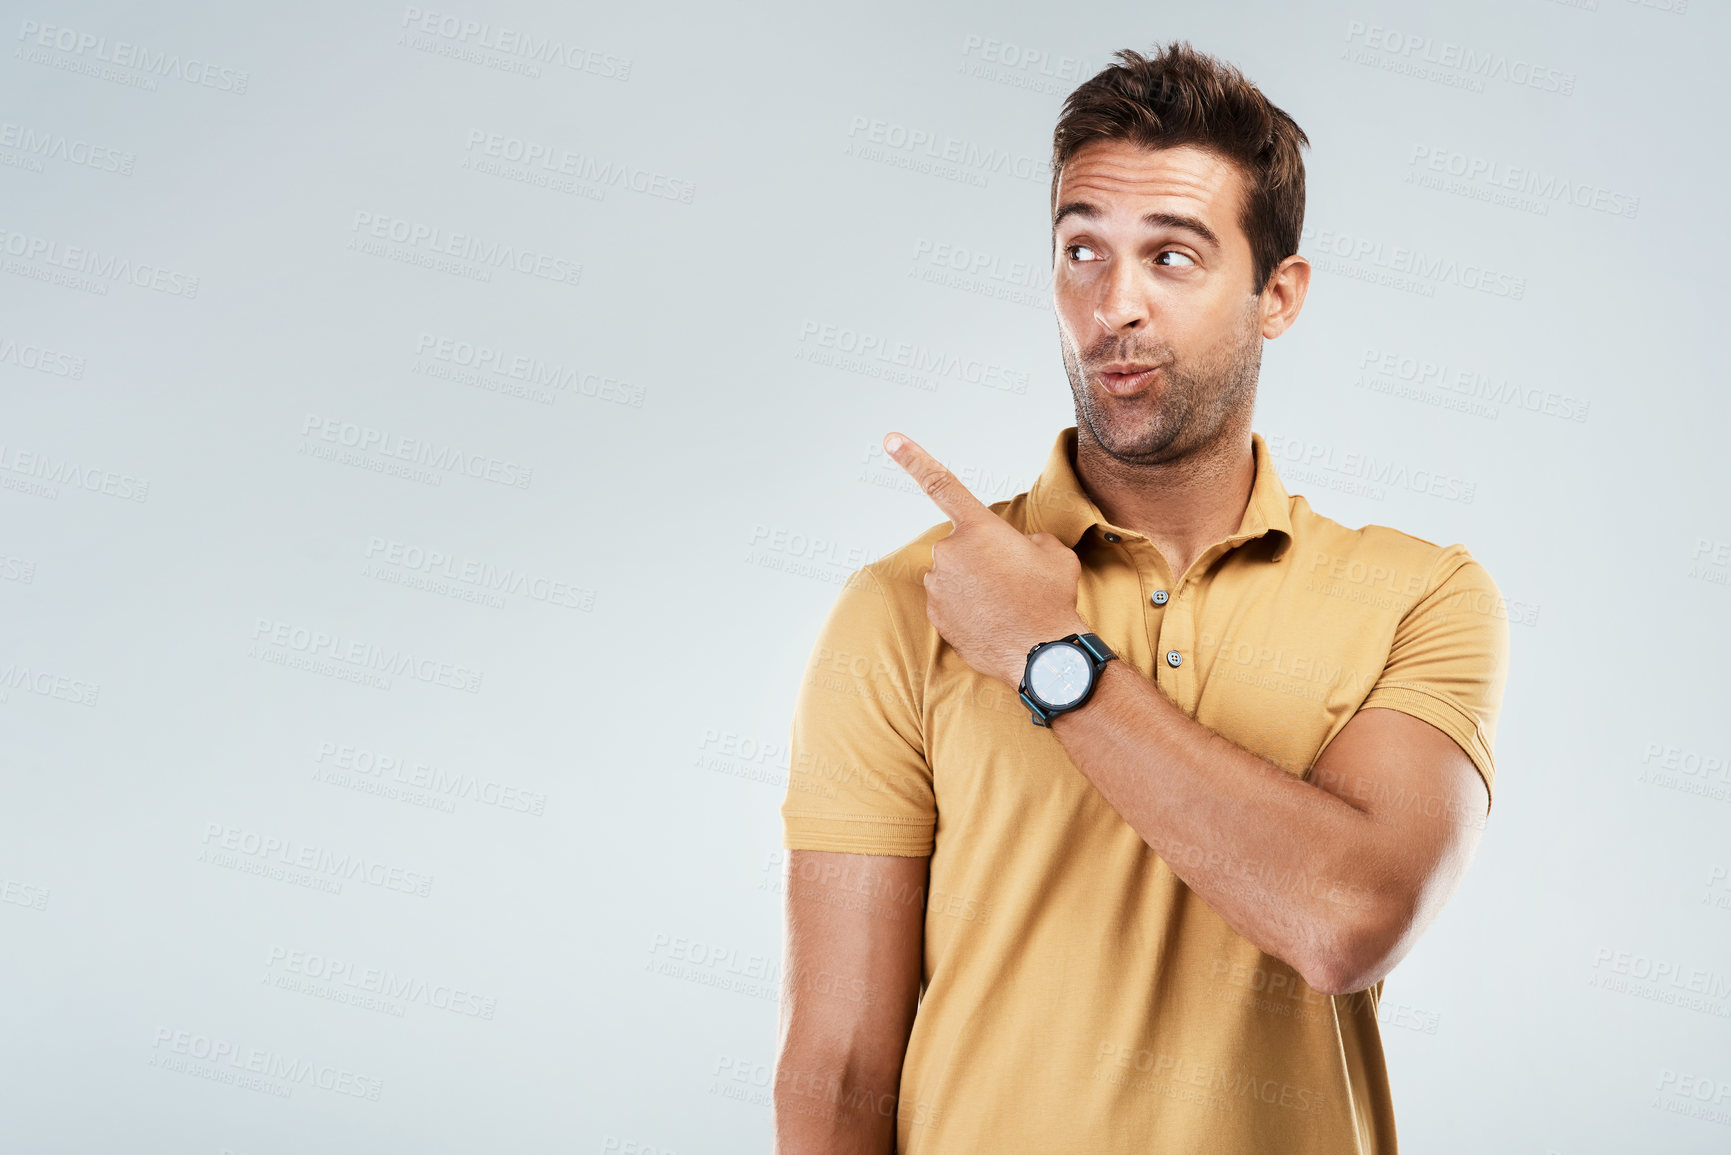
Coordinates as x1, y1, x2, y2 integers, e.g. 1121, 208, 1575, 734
2, 1, 1726, 1152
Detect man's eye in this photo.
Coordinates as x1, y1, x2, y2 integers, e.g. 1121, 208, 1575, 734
1154, 250, 1196, 267
1064, 244, 1101, 262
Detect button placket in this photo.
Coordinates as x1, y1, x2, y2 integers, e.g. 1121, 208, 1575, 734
1158, 576, 1196, 711
1117, 537, 1176, 689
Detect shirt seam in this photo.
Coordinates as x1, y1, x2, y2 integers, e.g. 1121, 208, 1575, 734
781, 810, 932, 827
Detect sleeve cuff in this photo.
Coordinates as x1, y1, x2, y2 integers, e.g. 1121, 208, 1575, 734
782, 812, 935, 857
1358, 681, 1497, 812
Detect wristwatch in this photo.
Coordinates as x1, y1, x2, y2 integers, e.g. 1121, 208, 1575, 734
1018, 632, 1116, 727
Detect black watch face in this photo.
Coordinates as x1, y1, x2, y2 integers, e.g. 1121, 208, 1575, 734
1029, 642, 1091, 708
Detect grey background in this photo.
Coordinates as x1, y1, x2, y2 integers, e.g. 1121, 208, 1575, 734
2, 0, 1727, 1151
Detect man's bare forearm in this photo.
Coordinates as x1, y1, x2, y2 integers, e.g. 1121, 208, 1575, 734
773, 1050, 900, 1154
775, 850, 924, 1154
1046, 658, 1395, 987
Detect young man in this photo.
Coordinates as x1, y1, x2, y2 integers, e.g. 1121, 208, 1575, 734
775, 41, 1508, 1155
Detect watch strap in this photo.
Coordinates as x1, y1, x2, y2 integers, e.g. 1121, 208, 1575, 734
1074, 632, 1116, 664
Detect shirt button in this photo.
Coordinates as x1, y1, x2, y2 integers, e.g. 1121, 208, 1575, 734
1151, 589, 1169, 606
1103, 532, 1121, 543
1165, 650, 1182, 668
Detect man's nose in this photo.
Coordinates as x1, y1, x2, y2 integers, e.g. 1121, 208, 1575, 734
1093, 259, 1147, 331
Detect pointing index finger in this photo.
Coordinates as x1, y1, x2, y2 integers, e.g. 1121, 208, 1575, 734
884, 432, 993, 528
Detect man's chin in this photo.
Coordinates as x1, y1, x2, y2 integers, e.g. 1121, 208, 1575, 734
1083, 413, 1185, 463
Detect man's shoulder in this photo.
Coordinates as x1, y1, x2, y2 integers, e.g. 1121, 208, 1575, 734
856, 489, 1038, 599
1287, 493, 1498, 602
853, 518, 951, 608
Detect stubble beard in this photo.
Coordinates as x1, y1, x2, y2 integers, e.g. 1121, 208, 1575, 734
1061, 296, 1264, 467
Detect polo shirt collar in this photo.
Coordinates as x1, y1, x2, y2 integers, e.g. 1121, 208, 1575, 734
1025, 426, 1294, 562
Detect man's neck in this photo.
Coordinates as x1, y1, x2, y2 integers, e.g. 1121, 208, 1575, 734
1073, 421, 1257, 584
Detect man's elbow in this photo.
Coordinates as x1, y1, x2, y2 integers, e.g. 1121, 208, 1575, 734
1304, 949, 1389, 998
1303, 898, 1412, 997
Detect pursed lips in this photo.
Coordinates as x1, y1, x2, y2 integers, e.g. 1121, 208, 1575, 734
1094, 363, 1162, 395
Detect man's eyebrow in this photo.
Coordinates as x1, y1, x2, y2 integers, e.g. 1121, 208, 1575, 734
1052, 201, 1221, 251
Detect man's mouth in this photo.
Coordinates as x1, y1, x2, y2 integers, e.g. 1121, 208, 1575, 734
1093, 363, 1162, 396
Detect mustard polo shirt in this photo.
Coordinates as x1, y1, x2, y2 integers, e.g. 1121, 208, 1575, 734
781, 426, 1509, 1154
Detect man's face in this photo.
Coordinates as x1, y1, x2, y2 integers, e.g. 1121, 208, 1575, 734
1051, 139, 1265, 465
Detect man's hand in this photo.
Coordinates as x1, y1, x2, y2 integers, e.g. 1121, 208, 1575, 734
884, 432, 1090, 686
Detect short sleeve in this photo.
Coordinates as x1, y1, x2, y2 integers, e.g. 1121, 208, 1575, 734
1358, 548, 1511, 811
780, 567, 936, 856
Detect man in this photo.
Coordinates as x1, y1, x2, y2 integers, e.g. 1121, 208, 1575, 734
774, 41, 1508, 1155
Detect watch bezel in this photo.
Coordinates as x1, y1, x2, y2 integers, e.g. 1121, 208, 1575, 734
1018, 632, 1116, 726
1023, 640, 1091, 711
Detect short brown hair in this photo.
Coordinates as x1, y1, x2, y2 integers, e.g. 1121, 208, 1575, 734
1051, 42, 1309, 293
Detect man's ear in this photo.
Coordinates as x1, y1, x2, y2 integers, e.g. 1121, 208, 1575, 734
1259, 255, 1311, 340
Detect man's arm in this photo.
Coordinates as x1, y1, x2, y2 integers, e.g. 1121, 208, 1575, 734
1047, 662, 1489, 995
774, 849, 927, 1155
879, 429, 1497, 999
